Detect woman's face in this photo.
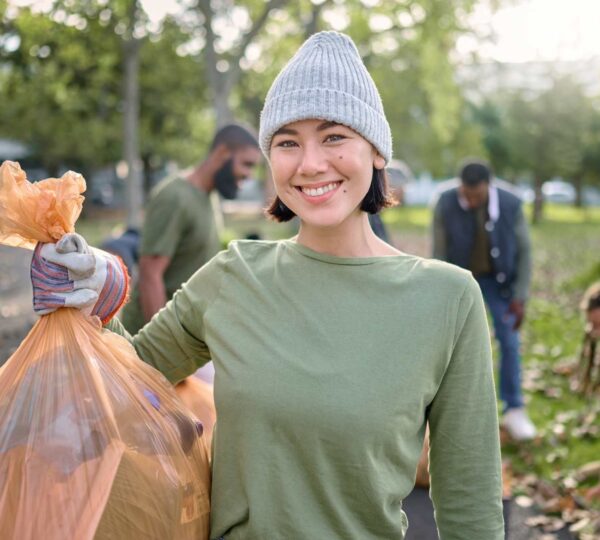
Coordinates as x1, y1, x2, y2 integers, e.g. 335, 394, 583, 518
270, 119, 385, 229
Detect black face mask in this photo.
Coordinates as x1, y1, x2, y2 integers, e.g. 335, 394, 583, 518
214, 159, 239, 200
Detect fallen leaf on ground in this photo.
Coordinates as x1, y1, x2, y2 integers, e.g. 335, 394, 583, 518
584, 485, 600, 502
516, 495, 535, 508
575, 462, 600, 482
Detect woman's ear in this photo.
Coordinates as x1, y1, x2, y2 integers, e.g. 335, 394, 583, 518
373, 154, 385, 170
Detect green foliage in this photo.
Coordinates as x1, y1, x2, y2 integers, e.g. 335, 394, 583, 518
355, 0, 484, 174
565, 262, 600, 291
469, 99, 511, 174
0, 1, 209, 179
0, 0, 517, 182
0, 6, 122, 173
473, 75, 600, 188
138, 17, 210, 167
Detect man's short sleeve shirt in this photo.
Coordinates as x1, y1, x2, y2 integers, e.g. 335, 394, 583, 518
140, 176, 221, 297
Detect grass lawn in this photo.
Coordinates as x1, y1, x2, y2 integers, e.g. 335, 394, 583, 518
76, 209, 128, 247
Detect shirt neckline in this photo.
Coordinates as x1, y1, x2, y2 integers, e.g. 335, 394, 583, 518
283, 239, 407, 266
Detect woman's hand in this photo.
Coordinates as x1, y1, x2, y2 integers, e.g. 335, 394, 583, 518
31, 233, 129, 324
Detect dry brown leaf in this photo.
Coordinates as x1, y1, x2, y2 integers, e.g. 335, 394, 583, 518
542, 517, 567, 532
575, 462, 600, 482
563, 476, 579, 490
544, 387, 563, 399
534, 478, 557, 496
502, 461, 513, 498
523, 474, 539, 487
552, 358, 578, 375
569, 517, 592, 533
516, 495, 535, 508
541, 497, 562, 513
526, 515, 553, 527
584, 485, 600, 502
541, 496, 577, 514
561, 508, 588, 524
499, 426, 513, 445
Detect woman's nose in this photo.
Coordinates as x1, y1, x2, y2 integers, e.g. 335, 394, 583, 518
297, 143, 328, 177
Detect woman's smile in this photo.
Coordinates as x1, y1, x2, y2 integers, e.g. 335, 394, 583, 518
295, 180, 344, 203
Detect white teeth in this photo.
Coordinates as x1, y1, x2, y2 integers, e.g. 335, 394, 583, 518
301, 182, 339, 197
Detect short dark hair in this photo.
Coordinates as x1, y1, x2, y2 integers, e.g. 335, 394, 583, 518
459, 159, 491, 187
210, 124, 259, 152
265, 167, 397, 222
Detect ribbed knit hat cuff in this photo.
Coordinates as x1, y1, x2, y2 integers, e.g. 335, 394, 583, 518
259, 87, 392, 164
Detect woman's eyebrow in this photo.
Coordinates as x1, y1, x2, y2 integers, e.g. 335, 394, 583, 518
273, 121, 341, 137
317, 121, 341, 131
273, 127, 297, 136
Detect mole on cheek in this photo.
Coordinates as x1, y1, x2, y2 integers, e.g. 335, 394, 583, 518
338, 155, 343, 159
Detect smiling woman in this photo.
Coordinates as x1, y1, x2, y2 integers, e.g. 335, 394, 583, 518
258, 32, 398, 257
32, 31, 505, 540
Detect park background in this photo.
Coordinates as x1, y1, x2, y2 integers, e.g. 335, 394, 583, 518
1, 0, 599, 538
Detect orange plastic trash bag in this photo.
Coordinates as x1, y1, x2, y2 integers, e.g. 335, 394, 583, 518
0, 161, 210, 540
175, 377, 217, 449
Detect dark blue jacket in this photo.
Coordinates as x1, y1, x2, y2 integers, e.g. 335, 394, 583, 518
435, 185, 522, 297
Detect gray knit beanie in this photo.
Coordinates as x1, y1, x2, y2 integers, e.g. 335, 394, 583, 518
259, 31, 392, 164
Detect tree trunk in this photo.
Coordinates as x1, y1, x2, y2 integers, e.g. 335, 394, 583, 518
532, 175, 544, 224
123, 36, 144, 229
213, 90, 233, 128
573, 174, 584, 208
199, 1, 232, 127
198, 0, 290, 127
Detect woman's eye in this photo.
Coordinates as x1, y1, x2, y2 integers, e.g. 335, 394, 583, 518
275, 139, 297, 148
325, 133, 346, 143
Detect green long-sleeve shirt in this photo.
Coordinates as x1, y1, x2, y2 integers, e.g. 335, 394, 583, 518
108, 239, 504, 539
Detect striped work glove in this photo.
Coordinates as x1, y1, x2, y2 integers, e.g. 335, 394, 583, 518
31, 233, 129, 324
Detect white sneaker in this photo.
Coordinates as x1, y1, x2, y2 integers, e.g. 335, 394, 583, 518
502, 408, 537, 441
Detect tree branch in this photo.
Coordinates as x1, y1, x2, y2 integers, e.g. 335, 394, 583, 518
305, 0, 332, 39
237, 0, 290, 61
225, 0, 291, 98
198, 0, 290, 122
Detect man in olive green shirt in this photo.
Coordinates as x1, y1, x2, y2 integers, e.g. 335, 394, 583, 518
120, 124, 261, 333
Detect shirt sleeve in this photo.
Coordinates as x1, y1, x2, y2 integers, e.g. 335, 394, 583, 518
512, 206, 532, 302
107, 252, 227, 384
431, 198, 448, 261
140, 184, 186, 258
427, 276, 505, 540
